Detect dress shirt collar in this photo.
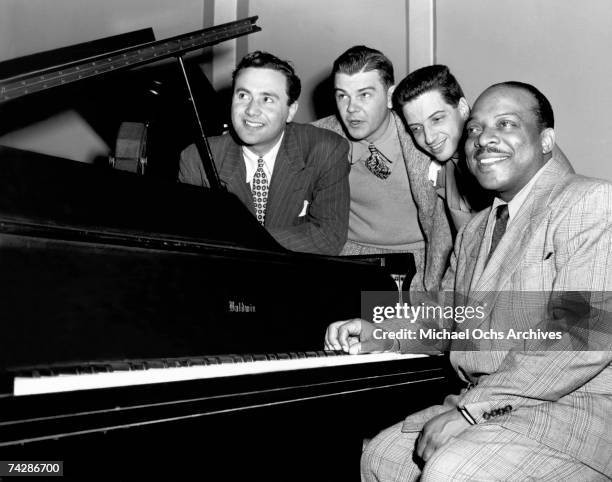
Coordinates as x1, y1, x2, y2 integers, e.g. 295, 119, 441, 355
490, 158, 550, 224
242, 132, 285, 185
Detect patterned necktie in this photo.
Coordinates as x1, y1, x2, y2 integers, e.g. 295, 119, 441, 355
252, 157, 268, 225
365, 143, 392, 180
487, 204, 509, 263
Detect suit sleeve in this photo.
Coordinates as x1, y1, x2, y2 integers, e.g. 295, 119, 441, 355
178, 144, 210, 187
267, 137, 350, 255
458, 183, 612, 423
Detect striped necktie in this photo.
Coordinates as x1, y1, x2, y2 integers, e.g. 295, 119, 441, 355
252, 157, 268, 225
487, 204, 509, 263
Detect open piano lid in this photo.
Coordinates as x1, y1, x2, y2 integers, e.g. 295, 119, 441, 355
0, 17, 275, 251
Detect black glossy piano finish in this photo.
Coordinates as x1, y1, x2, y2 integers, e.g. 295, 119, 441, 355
0, 21, 455, 480
0, 146, 455, 480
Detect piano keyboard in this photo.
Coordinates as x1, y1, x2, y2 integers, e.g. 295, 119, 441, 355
13, 351, 426, 396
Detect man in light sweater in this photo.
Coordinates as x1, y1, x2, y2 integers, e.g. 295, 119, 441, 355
314, 46, 453, 292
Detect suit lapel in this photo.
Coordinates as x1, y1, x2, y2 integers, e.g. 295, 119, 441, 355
462, 212, 489, 293
218, 139, 254, 214
394, 112, 437, 223
266, 125, 305, 227
471, 152, 573, 292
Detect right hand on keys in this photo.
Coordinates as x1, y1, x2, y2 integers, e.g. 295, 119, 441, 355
324, 318, 394, 355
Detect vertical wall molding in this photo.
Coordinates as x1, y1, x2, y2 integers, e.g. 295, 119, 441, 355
407, 0, 435, 72
236, 0, 249, 64
211, 0, 238, 90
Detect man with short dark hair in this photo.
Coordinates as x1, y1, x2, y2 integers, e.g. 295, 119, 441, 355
394, 65, 491, 233
327, 81, 612, 480
314, 47, 453, 292
179, 51, 350, 255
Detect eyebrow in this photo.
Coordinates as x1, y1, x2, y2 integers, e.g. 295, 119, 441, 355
427, 110, 446, 120
235, 87, 280, 99
466, 111, 522, 123
261, 91, 280, 99
334, 86, 376, 93
494, 112, 521, 118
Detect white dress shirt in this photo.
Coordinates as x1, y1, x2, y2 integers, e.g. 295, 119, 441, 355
242, 132, 284, 188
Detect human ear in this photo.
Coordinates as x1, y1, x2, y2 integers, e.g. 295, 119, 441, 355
458, 97, 470, 120
386, 85, 396, 109
540, 127, 555, 154
287, 101, 299, 123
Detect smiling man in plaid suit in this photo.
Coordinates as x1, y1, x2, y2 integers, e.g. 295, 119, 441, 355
326, 81, 612, 480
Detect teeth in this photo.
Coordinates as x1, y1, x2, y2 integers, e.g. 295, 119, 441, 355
431, 140, 445, 150
479, 156, 508, 165
245, 120, 263, 127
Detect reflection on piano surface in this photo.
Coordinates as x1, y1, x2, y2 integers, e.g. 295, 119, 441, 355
0, 18, 455, 480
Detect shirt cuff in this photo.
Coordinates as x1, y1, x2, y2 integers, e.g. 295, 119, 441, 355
457, 406, 477, 425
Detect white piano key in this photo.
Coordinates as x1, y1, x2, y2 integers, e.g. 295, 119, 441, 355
14, 352, 425, 396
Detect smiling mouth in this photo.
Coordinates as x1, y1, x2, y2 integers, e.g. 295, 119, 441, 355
429, 139, 446, 152
244, 120, 264, 128
477, 155, 510, 165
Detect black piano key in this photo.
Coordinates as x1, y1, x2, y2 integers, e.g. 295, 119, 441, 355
109, 362, 132, 371
216, 355, 235, 364
144, 360, 165, 369
188, 358, 206, 366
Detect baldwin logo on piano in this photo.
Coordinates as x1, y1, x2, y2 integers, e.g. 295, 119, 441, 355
228, 300, 257, 313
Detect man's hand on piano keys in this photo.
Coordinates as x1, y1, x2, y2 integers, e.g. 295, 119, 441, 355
324, 318, 395, 355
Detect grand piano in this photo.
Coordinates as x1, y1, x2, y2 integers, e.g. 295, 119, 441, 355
0, 18, 455, 480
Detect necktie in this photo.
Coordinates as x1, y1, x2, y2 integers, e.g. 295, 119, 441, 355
365, 143, 392, 180
252, 157, 268, 225
487, 204, 509, 263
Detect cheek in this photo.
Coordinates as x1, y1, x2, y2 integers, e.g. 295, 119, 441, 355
231, 103, 242, 116
413, 133, 427, 149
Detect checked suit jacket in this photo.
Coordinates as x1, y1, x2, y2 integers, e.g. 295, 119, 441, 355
387, 151, 612, 476
178, 122, 350, 255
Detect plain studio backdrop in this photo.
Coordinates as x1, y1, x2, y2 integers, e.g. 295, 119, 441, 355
1, 0, 610, 182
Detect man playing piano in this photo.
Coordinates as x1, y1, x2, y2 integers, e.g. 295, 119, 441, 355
179, 51, 350, 255
325, 81, 612, 480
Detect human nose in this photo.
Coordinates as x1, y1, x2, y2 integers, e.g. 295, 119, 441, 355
346, 97, 359, 113
476, 125, 497, 147
245, 98, 261, 116
424, 125, 437, 145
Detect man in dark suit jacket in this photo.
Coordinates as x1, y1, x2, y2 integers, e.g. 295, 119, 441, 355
179, 51, 349, 255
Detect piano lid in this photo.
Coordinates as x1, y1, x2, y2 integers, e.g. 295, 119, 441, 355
0, 144, 281, 252
0, 17, 261, 103
0, 17, 261, 185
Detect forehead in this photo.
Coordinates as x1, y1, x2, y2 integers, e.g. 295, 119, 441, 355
471, 86, 537, 122
334, 70, 386, 91
234, 67, 288, 97
402, 90, 455, 121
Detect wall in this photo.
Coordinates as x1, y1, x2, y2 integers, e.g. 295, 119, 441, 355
434, 0, 612, 181
0, 0, 206, 162
3, 0, 611, 180
244, 0, 409, 123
